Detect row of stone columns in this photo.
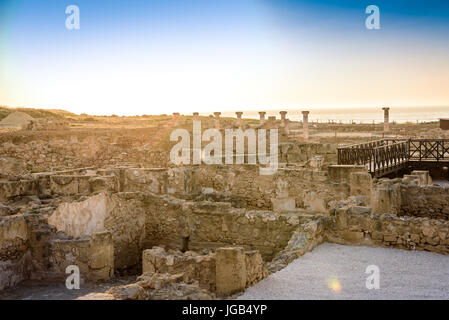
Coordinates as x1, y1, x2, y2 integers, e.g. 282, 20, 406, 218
173, 107, 391, 133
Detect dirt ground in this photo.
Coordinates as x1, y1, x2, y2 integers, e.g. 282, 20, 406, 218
0, 276, 136, 300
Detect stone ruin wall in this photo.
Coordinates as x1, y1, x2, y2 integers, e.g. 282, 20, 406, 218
0, 127, 337, 175
143, 193, 302, 260
0, 213, 114, 291
367, 171, 449, 220
327, 207, 449, 254
141, 246, 268, 294
0, 130, 170, 173
2, 153, 449, 296
0, 215, 31, 290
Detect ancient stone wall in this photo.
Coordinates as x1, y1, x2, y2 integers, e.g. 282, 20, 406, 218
369, 177, 449, 220
0, 215, 31, 290
141, 246, 268, 294
400, 185, 449, 220
267, 216, 328, 272
47, 192, 145, 271
0, 212, 114, 289
48, 231, 114, 282
0, 131, 170, 172
143, 193, 302, 260
327, 206, 449, 254
0, 179, 37, 202
279, 142, 337, 165
188, 165, 347, 211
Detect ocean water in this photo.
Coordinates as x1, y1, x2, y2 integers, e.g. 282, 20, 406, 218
213, 106, 449, 124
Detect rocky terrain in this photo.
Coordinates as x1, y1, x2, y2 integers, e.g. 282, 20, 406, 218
1, 106, 448, 300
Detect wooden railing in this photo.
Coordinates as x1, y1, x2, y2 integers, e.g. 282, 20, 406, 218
337, 139, 385, 166
371, 141, 409, 176
408, 139, 449, 162
337, 139, 449, 177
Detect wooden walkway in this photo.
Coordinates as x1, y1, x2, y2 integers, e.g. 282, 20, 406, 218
337, 139, 449, 178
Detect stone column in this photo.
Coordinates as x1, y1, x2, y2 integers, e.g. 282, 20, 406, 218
259, 111, 266, 126
214, 112, 221, 129
172, 112, 180, 126
235, 112, 243, 128
383, 107, 390, 132
192, 112, 199, 122
280, 111, 287, 127
302, 111, 310, 141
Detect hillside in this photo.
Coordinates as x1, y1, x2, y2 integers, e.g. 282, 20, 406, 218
0, 106, 77, 121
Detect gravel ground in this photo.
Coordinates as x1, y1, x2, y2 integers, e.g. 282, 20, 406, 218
239, 243, 449, 300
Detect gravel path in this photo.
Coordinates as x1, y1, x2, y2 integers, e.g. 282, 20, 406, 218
239, 243, 449, 300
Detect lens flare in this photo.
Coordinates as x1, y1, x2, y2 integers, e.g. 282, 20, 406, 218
327, 277, 342, 292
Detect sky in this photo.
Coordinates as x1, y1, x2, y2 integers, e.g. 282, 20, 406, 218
0, 0, 449, 115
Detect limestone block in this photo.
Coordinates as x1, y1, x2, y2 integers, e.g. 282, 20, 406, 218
142, 247, 216, 291
308, 156, 324, 170
341, 231, 364, 242
245, 250, 269, 287
304, 192, 327, 213
215, 247, 247, 296
50, 175, 79, 195
328, 165, 367, 183
411, 171, 431, 186
371, 183, 401, 214
48, 193, 108, 238
350, 172, 372, 197
107, 283, 148, 300
402, 175, 419, 185
350, 206, 372, 215
88, 231, 114, 281
123, 168, 166, 194
0, 180, 37, 202
89, 175, 119, 193
271, 197, 296, 212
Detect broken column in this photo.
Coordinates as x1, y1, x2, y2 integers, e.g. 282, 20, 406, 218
214, 112, 221, 130
215, 247, 247, 296
235, 112, 243, 128
383, 107, 390, 132
302, 111, 310, 141
192, 112, 199, 122
259, 112, 266, 126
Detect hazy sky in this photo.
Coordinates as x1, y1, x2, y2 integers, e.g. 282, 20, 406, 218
1, 0, 449, 115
